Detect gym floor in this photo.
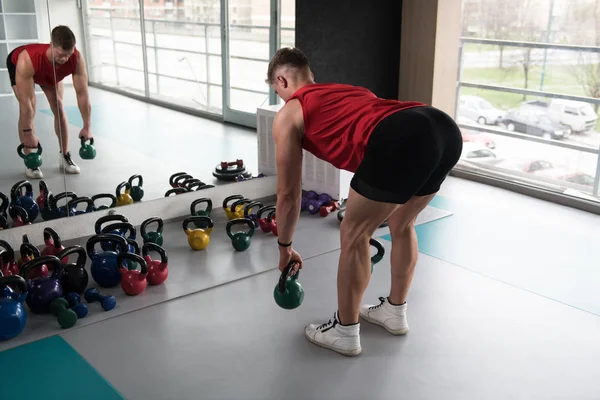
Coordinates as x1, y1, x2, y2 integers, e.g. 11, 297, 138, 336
1, 89, 600, 399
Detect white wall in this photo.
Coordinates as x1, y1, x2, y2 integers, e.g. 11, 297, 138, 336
35, 0, 85, 85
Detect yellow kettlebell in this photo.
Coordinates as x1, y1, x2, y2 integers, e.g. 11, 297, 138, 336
116, 181, 134, 207
230, 198, 252, 219
222, 194, 244, 220
182, 216, 214, 250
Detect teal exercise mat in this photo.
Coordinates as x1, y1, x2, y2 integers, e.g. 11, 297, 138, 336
0, 335, 124, 400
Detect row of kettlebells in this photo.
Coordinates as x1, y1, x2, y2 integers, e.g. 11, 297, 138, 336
182, 195, 279, 252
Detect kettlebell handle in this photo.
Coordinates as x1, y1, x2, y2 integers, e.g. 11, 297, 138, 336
128, 174, 143, 188
17, 143, 42, 157
257, 205, 276, 220
51, 191, 78, 210
94, 214, 129, 234
370, 238, 385, 265
141, 217, 164, 236
117, 252, 148, 274
86, 233, 128, 256
278, 261, 300, 294
80, 137, 94, 146
19, 255, 62, 280
182, 216, 214, 232
43, 227, 62, 248
20, 242, 40, 260
169, 172, 188, 188
9, 206, 30, 223
116, 181, 131, 197
0, 240, 15, 262
127, 238, 140, 255
91, 193, 117, 210
67, 196, 95, 213
0, 274, 28, 299
164, 187, 189, 197
0, 192, 8, 214
142, 242, 168, 264
231, 198, 252, 213
225, 218, 255, 239
12, 180, 34, 198
222, 194, 244, 210
174, 174, 193, 188
267, 209, 276, 222
55, 245, 86, 269
101, 222, 136, 240
243, 201, 263, 218
190, 198, 213, 215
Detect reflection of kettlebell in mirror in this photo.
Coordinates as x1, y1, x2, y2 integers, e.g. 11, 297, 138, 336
182, 216, 214, 250
369, 238, 385, 274
116, 182, 133, 207
190, 198, 213, 228
274, 262, 304, 310
225, 218, 255, 251
79, 137, 96, 160
222, 195, 244, 220
128, 175, 144, 202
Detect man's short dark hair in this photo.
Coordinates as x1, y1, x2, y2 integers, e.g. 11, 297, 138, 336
266, 47, 310, 84
51, 25, 76, 51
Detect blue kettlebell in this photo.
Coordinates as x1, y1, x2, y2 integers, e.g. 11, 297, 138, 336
10, 180, 39, 222
243, 200, 263, 228
87, 233, 128, 288
51, 192, 78, 218
67, 197, 95, 215
94, 214, 129, 251
101, 222, 137, 254
0, 275, 28, 340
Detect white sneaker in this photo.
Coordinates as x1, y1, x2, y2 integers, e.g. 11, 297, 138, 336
360, 297, 409, 335
304, 311, 361, 356
25, 167, 43, 179
59, 152, 81, 174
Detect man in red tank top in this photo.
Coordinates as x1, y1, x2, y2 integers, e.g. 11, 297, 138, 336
267, 48, 463, 356
6, 25, 94, 179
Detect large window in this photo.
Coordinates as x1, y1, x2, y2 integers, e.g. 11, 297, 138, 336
455, 0, 600, 202
82, 0, 295, 125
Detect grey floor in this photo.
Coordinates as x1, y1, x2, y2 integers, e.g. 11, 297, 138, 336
0, 87, 257, 225
63, 240, 600, 400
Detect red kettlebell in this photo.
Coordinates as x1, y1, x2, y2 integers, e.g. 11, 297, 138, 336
267, 210, 278, 236
256, 205, 276, 233
36, 181, 49, 209
42, 227, 67, 264
117, 252, 148, 296
19, 242, 49, 279
142, 242, 169, 286
10, 206, 30, 227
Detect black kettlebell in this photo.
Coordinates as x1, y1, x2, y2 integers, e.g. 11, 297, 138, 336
57, 246, 89, 295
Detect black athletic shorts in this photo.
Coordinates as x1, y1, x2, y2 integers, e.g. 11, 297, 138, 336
6, 48, 17, 86
350, 106, 463, 204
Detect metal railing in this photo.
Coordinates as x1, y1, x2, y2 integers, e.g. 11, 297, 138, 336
84, 8, 294, 112
455, 37, 600, 198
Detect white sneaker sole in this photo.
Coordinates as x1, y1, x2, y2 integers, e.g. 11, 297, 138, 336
360, 312, 409, 336
304, 332, 362, 357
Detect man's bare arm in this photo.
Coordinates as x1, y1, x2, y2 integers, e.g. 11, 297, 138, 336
14, 51, 37, 145
73, 53, 92, 130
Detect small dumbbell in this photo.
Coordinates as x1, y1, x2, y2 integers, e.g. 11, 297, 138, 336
306, 193, 333, 214
319, 201, 339, 217
84, 288, 116, 311
301, 191, 318, 212
49, 297, 78, 329
65, 292, 88, 319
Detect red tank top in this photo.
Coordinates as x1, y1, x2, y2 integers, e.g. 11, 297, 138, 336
287, 83, 426, 172
11, 44, 78, 86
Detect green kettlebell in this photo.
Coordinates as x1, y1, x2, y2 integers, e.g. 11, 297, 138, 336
225, 218, 255, 251
370, 238, 385, 273
141, 216, 164, 246
190, 198, 212, 229
17, 143, 43, 169
128, 175, 144, 202
79, 137, 96, 160
274, 261, 304, 310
